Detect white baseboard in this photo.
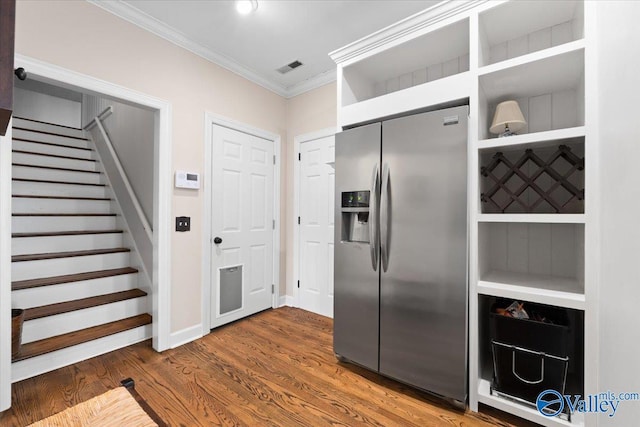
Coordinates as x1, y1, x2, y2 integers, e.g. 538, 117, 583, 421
169, 324, 203, 349
278, 295, 295, 307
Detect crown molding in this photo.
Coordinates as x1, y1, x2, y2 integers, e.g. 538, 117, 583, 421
87, 0, 307, 97
329, 0, 488, 65
285, 68, 336, 98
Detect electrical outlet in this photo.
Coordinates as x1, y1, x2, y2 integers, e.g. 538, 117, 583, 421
176, 216, 190, 232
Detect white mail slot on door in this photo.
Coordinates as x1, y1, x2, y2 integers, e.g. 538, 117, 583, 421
175, 170, 200, 189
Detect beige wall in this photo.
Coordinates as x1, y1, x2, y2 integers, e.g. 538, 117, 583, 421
284, 83, 337, 297
15, 0, 288, 333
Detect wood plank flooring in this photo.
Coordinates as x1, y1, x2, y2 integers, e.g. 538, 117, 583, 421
2, 307, 535, 426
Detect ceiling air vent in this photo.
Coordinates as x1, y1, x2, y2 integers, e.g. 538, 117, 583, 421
276, 60, 303, 74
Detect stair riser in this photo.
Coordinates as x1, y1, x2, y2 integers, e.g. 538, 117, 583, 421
12, 128, 90, 149
12, 140, 95, 160
13, 118, 86, 139
11, 325, 151, 383
12, 273, 138, 308
13, 198, 113, 215
12, 252, 130, 281
12, 165, 103, 185
12, 233, 123, 256
12, 216, 116, 233
12, 181, 109, 199
12, 152, 98, 172
22, 297, 148, 344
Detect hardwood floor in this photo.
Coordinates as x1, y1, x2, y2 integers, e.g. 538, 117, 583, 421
2, 307, 534, 426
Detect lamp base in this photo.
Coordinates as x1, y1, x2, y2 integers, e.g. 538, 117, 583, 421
498, 129, 517, 138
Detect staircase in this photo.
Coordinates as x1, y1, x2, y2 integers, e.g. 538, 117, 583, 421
10, 116, 152, 382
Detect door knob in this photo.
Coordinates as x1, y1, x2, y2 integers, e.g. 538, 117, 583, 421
213, 237, 223, 244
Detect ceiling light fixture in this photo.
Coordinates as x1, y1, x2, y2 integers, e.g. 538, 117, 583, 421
236, 0, 258, 15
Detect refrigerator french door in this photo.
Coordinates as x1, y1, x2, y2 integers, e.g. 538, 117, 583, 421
334, 105, 468, 403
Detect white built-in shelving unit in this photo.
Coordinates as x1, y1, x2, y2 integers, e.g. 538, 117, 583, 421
330, 1, 595, 426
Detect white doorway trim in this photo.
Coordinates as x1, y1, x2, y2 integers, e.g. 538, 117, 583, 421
0, 121, 13, 411
12, 55, 173, 354
292, 127, 337, 308
202, 112, 281, 337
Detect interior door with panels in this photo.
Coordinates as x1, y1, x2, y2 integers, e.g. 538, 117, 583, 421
210, 124, 274, 329
298, 135, 335, 318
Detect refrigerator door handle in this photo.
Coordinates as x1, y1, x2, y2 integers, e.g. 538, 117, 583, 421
369, 163, 380, 271
380, 163, 390, 272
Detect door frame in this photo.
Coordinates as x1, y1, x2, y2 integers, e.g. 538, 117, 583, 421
202, 112, 281, 336
292, 127, 337, 309
0, 55, 173, 405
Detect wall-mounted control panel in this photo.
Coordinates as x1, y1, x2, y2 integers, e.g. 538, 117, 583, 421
175, 170, 200, 189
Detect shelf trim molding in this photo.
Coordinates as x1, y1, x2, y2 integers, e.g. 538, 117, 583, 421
477, 214, 585, 223
478, 39, 586, 77
478, 280, 586, 310
329, 0, 489, 65
477, 126, 585, 150
477, 379, 584, 427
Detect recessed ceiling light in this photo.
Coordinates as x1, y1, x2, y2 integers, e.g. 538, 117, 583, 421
236, 0, 258, 15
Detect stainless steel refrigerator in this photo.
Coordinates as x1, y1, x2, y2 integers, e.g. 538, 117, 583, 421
334, 105, 468, 403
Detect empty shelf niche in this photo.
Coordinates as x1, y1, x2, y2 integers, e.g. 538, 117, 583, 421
478, 222, 585, 297
478, 0, 584, 67
341, 18, 469, 106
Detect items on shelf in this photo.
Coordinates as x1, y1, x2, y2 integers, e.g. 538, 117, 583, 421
489, 100, 527, 137
481, 144, 585, 213
490, 300, 572, 419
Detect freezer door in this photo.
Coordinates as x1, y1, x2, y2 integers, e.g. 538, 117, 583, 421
379, 106, 468, 402
334, 122, 381, 371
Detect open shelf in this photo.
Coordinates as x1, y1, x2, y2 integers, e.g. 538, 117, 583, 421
477, 294, 585, 426
479, 48, 584, 140
478, 379, 584, 427
478, 270, 585, 310
478, 0, 584, 67
341, 18, 469, 107
478, 222, 584, 296
479, 39, 585, 78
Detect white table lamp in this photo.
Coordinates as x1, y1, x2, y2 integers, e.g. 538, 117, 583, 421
490, 100, 526, 137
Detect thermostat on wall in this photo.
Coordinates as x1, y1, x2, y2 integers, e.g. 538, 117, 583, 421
175, 170, 200, 189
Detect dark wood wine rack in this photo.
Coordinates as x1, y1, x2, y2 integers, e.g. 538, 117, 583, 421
481, 145, 585, 213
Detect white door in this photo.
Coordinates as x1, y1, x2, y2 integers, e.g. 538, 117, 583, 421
210, 124, 274, 329
298, 135, 335, 318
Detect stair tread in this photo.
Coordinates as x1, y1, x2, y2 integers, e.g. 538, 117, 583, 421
12, 314, 152, 362
13, 126, 89, 141
12, 248, 130, 262
12, 178, 105, 187
13, 149, 97, 163
12, 230, 123, 238
13, 137, 93, 151
13, 116, 83, 131
12, 163, 101, 174
13, 213, 116, 217
24, 289, 147, 321
12, 195, 110, 201
12, 267, 137, 290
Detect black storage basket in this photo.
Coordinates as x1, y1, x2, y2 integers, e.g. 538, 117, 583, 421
490, 302, 571, 414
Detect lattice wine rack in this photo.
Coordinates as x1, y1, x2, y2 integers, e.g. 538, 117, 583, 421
480, 144, 585, 214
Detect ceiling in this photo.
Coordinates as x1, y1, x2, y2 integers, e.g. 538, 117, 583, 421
90, 1, 441, 98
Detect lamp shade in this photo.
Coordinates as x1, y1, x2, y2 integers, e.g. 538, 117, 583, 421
490, 100, 526, 135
